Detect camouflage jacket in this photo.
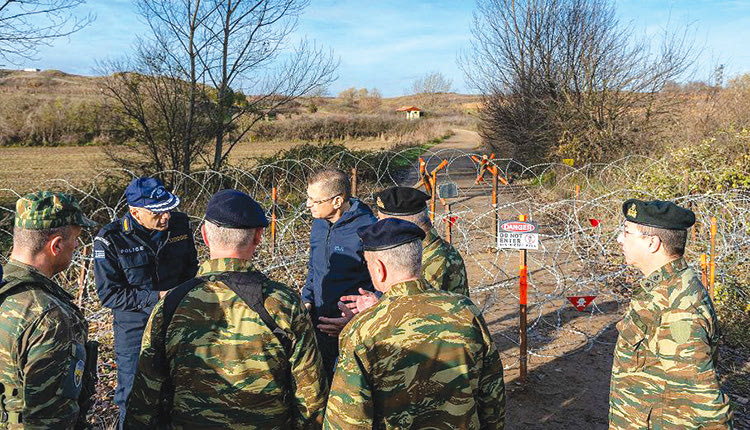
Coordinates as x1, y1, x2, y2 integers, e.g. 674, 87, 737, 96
124, 258, 328, 429
422, 227, 469, 297
0, 260, 88, 429
609, 258, 734, 429
323, 278, 505, 430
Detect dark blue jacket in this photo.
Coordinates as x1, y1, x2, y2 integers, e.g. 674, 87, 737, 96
302, 198, 376, 319
93, 212, 198, 351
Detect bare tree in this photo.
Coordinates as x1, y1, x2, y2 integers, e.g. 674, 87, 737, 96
411, 71, 452, 111
411, 71, 452, 94
461, 0, 696, 165
136, 0, 338, 172
0, 0, 93, 63
99, 41, 215, 186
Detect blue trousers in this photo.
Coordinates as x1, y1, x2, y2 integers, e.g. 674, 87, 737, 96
114, 349, 139, 428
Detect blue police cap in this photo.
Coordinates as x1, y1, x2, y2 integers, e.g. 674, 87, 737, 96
205, 189, 268, 229
356, 218, 425, 251
125, 177, 180, 212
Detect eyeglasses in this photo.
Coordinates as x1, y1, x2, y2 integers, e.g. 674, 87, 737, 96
617, 225, 652, 238
306, 194, 340, 206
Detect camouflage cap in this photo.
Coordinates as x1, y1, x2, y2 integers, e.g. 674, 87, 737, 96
15, 191, 98, 230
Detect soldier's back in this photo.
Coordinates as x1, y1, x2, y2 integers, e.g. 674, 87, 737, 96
126, 263, 328, 429
327, 279, 505, 429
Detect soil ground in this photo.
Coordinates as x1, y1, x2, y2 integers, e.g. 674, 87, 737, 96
408, 129, 748, 429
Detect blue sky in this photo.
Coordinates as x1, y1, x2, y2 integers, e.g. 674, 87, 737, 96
22, 0, 750, 96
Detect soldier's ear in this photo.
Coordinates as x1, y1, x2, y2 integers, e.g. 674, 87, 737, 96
48, 234, 64, 257
253, 228, 263, 247
200, 223, 210, 248
374, 259, 387, 283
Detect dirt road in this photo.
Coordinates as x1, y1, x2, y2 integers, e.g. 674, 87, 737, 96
404, 129, 620, 429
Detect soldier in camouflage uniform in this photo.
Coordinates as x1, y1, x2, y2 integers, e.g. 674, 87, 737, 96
125, 189, 328, 429
323, 218, 505, 429
374, 186, 469, 296
610, 199, 733, 429
0, 192, 98, 429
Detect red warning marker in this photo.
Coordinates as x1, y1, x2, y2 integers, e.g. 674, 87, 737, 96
567, 296, 595, 311
449, 215, 458, 225
589, 218, 600, 227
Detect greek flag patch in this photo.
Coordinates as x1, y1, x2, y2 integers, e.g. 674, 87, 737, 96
94, 250, 105, 259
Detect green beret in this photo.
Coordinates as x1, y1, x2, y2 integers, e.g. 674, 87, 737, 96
622, 199, 695, 230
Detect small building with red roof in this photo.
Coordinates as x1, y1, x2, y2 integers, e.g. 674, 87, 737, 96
396, 105, 422, 120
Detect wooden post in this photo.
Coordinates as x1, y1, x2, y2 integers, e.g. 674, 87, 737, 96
77, 246, 90, 308
518, 214, 528, 384
350, 167, 357, 197
271, 186, 277, 255
492, 166, 499, 248
709, 217, 717, 295
444, 200, 452, 244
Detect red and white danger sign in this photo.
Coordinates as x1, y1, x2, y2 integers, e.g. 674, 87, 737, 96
567, 296, 595, 312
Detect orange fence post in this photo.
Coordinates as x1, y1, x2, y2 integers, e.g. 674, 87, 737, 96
271, 186, 277, 255
430, 170, 437, 222
492, 166, 499, 248
518, 214, 528, 384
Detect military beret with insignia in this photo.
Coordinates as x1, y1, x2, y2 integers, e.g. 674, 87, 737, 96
15, 191, 97, 230
205, 189, 269, 229
357, 218, 426, 251
622, 199, 695, 230
374, 186, 429, 216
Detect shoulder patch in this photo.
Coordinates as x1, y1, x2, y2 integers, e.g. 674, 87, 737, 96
94, 250, 105, 259
94, 236, 111, 247
670, 320, 692, 344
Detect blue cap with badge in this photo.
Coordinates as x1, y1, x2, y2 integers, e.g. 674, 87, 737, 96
205, 189, 268, 229
125, 177, 181, 212
356, 218, 426, 251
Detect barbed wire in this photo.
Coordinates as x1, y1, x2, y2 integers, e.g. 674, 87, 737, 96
1, 148, 748, 427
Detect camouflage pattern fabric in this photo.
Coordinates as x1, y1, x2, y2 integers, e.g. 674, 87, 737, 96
124, 258, 328, 429
14, 191, 96, 230
0, 260, 88, 429
422, 227, 469, 297
609, 258, 734, 429
323, 278, 505, 429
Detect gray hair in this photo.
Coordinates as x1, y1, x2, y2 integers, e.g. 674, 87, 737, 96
382, 209, 432, 232
203, 221, 257, 249
307, 168, 351, 200
369, 239, 422, 277
13, 225, 74, 255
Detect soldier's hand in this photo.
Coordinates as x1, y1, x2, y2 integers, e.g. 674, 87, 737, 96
304, 302, 312, 311
317, 301, 355, 337
159, 290, 169, 299
340, 288, 379, 314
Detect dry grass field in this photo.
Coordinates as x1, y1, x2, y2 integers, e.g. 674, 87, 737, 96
0, 138, 423, 193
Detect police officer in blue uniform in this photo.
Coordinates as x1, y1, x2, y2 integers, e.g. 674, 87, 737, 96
93, 177, 198, 427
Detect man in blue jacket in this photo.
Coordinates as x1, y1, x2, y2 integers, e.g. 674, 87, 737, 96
93, 177, 198, 427
302, 168, 376, 381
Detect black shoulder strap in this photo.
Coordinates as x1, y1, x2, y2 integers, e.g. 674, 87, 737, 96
218, 271, 293, 357
153, 277, 204, 372
153, 271, 293, 372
